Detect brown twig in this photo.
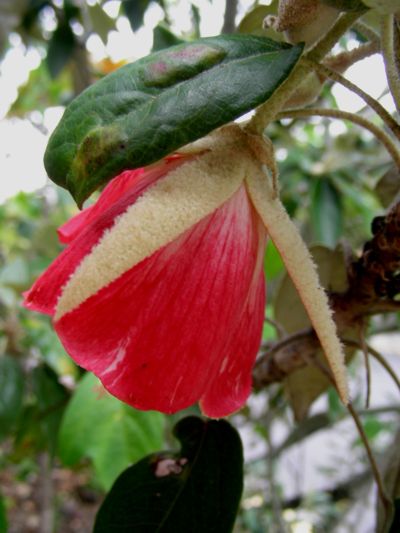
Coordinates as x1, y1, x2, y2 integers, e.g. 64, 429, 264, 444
358, 323, 371, 408
343, 338, 400, 393
304, 58, 400, 141
277, 107, 400, 169
221, 0, 238, 34
347, 403, 391, 512
264, 315, 287, 339
309, 358, 391, 514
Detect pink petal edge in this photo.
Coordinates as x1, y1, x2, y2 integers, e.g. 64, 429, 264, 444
58, 155, 188, 244
23, 156, 189, 314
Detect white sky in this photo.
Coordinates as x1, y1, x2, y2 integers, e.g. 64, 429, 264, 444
0, 0, 396, 202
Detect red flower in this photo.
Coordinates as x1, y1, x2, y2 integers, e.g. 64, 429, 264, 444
24, 128, 268, 417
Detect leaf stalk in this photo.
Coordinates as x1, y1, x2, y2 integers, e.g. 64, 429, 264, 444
381, 14, 400, 114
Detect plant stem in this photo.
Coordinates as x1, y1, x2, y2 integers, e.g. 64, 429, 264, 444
264, 315, 286, 339
245, 62, 309, 135
306, 58, 400, 141
358, 323, 371, 409
306, 11, 363, 62
347, 403, 391, 512
367, 345, 400, 393
245, 12, 363, 134
38, 453, 55, 533
277, 107, 400, 169
306, 355, 391, 514
343, 338, 400, 393
325, 39, 380, 71
381, 14, 400, 114
353, 21, 380, 44
222, 0, 238, 34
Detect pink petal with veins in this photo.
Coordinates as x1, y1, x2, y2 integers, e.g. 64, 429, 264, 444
54, 185, 266, 416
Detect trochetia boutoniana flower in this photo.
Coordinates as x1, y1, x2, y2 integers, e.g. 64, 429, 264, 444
24, 124, 348, 417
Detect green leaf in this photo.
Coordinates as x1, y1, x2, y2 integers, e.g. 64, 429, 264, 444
311, 178, 343, 247
264, 239, 284, 279
275, 245, 348, 334
94, 416, 243, 533
152, 24, 185, 52
44, 35, 303, 205
10, 60, 72, 115
122, 0, 151, 32
58, 373, 165, 490
46, 21, 76, 78
21, 0, 50, 32
88, 3, 115, 45
191, 4, 201, 38
0, 493, 7, 533
238, 1, 282, 39
375, 165, 400, 208
0, 355, 24, 441
362, 0, 399, 13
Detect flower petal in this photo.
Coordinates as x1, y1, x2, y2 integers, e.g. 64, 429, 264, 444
199, 269, 265, 418
57, 170, 144, 244
54, 146, 247, 320
23, 158, 186, 314
54, 186, 267, 415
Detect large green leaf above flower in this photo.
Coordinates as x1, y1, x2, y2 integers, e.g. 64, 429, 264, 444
44, 34, 303, 205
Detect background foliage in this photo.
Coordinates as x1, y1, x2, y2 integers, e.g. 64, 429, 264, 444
0, 0, 399, 532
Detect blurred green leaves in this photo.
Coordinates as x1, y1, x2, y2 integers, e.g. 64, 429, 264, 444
311, 178, 343, 247
46, 20, 76, 79
122, 0, 152, 32
0, 493, 7, 533
152, 24, 185, 52
0, 355, 24, 441
58, 373, 166, 490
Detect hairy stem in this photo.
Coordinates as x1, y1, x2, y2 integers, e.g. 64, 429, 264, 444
325, 40, 380, 72
353, 21, 380, 44
309, 354, 390, 513
381, 14, 400, 114
306, 11, 364, 63
277, 107, 400, 169
305, 59, 400, 141
358, 324, 371, 408
245, 12, 362, 134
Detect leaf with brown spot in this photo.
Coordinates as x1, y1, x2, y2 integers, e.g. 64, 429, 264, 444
44, 34, 303, 206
